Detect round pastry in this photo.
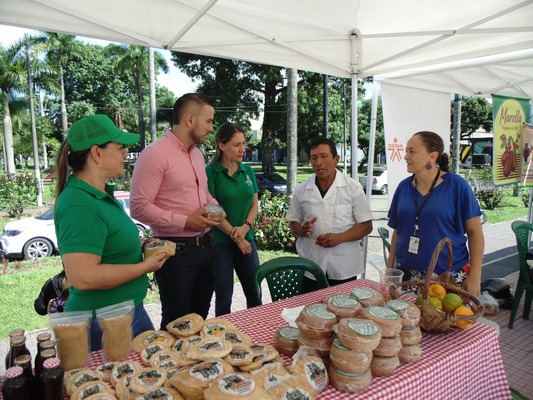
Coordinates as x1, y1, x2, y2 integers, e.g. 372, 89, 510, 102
71, 381, 114, 400
399, 325, 422, 345
84, 394, 118, 400
216, 329, 253, 347
110, 361, 142, 387
398, 343, 423, 364
185, 338, 233, 361
360, 306, 403, 337
238, 353, 268, 372
133, 386, 184, 399
149, 349, 178, 368
94, 362, 116, 382
155, 358, 182, 370
273, 326, 300, 356
325, 294, 363, 319
200, 318, 237, 338
328, 365, 372, 394
133, 330, 175, 353
268, 374, 311, 400
66, 369, 102, 396
129, 367, 167, 394
168, 359, 234, 400
248, 360, 285, 382
296, 304, 337, 339
180, 335, 204, 352
333, 318, 382, 351
260, 368, 291, 391
289, 356, 329, 396
373, 335, 402, 357
115, 375, 133, 399
204, 372, 270, 399
349, 287, 385, 307
141, 343, 170, 366
223, 344, 254, 366
296, 335, 334, 359
143, 238, 176, 258
166, 313, 204, 337
386, 299, 421, 327
370, 354, 400, 377
63, 367, 84, 392
250, 343, 279, 362
329, 338, 372, 374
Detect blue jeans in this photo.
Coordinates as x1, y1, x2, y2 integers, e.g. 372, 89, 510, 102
155, 243, 216, 329
89, 303, 154, 351
214, 240, 261, 316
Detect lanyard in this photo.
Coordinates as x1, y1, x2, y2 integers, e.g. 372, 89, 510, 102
413, 169, 440, 235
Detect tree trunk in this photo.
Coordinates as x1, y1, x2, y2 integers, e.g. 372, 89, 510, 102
452, 94, 462, 173
59, 63, 68, 140
149, 48, 157, 144
261, 81, 279, 172
39, 88, 48, 170
2, 95, 16, 175
286, 68, 298, 195
26, 46, 42, 206
135, 74, 146, 150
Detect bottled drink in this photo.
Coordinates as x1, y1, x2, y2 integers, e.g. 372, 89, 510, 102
35, 348, 57, 382
34, 332, 52, 373
38, 358, 64, 400
5, 335, 31, 370
2, 366, 31, 400
14, 355, 36, 399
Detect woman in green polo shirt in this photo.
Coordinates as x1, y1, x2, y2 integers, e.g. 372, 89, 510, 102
54, 114, 169, 350
206, 122, 261, 316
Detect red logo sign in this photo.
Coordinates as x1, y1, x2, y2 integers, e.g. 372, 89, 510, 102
388, 137, 404, 162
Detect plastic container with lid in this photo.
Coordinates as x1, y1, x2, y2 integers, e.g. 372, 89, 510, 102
373, 335, 402, 357
295, 304, 337, 339
328, 364, 372, 394
325, 294, 363, 319
398, 343, 423, 364
333, 318, 382, 351
370, 354, 400, 377
360, 306, 403, 337
399, 325, 422, 345
2, 366, 31, 400
329, 339, 372, 374
349, 287, 385, 307
38, 357, 64, 400
273, 326, 300, 356
385, 299, 421, 327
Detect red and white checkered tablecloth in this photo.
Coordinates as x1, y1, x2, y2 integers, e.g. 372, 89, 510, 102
222, 280, 512, 400
1, 280, 511, 400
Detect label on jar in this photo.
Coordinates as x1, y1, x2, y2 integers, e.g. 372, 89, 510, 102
386, 300, 410, 312
350, 288, 373, 300
331, 295, 359, 308
305, 305, 336, 320
279, 327, 299, 340
368, 306, 399, 320
217, 374, 255, 395
347, 320, 379, 336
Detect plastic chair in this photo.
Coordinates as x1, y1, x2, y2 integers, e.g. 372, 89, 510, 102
377, 227, 391, 265
254, 256, 329, 304
509, 220, 533, 328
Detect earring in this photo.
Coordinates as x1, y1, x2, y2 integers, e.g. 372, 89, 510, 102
426, 162, 433, 170
98, 163, 102, 168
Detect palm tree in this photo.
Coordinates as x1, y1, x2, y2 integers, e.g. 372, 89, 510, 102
0, 42, 27, 174
109, 44, 168, 149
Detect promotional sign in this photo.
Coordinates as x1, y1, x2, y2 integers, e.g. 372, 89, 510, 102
381, 83, 451, 203
492, 94, 531, 186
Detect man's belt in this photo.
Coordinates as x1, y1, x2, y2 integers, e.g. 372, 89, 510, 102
160, 232, 213, 247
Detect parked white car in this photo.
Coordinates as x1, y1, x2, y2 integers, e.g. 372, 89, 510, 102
0, 191, 147, 260
359, 169, 388, 195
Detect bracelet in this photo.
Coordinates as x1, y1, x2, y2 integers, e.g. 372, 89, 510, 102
243, 220, 252, 228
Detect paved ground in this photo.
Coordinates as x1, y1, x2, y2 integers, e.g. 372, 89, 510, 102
1, 194, 531, 397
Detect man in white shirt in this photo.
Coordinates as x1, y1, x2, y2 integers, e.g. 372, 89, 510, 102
286, 137, 373, 292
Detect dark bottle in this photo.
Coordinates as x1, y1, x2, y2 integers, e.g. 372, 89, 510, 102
2, 366, 31, 400
14, 355, 36, 400
5, 335, 31, 370
35, 348, 57, 382
34, 332, 52, 373
38, 357, 64, 400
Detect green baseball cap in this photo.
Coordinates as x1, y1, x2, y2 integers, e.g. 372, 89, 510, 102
67, 114, 140, 152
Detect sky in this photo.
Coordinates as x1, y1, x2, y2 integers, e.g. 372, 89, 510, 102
0, 24, 197, 96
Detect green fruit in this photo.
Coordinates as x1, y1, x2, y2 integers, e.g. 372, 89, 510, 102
442, 293, 463, 313
428, 296, 443, 311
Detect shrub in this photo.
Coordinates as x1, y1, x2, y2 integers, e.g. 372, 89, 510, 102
254, 192, 296, 253
522, 189, 530, 207
0, 173, 38, 217
465, 168, 505, 210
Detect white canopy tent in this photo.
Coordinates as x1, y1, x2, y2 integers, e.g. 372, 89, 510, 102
1, 0, 533, 171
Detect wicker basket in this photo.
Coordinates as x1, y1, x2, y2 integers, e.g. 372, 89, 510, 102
391, 237, 484, 333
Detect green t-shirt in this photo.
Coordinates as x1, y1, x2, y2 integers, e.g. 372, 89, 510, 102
54, 176, 148, 311
206, 162, 258, 244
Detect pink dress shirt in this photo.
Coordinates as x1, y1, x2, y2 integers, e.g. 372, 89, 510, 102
130, 130, 218, 237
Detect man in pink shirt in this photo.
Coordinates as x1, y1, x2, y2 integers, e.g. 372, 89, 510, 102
130, 93, 221, 328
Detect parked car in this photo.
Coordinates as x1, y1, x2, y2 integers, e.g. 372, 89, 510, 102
360, 169, 388, 195
254, 172, 288, 197
0, 192, 148, 260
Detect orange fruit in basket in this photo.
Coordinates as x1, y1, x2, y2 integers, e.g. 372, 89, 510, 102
442, 293, 463, 313
454, 305, 474, 329
428, 283, 447, 301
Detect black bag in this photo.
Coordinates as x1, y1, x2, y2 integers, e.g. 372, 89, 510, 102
34, 271, 69, 315
481, 277, 513, 309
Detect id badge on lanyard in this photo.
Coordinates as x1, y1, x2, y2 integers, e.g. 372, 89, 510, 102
410, 169, 440, 255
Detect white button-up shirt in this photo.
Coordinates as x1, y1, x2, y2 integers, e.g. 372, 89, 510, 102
286, 171, 373, 279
